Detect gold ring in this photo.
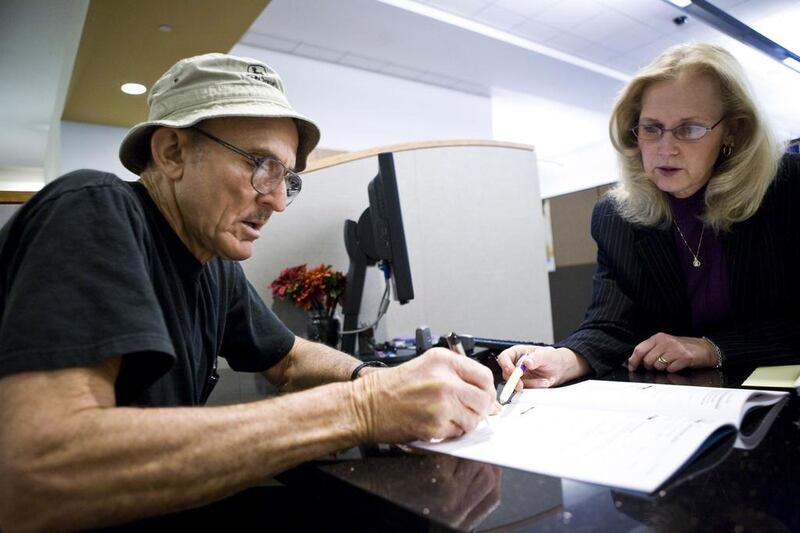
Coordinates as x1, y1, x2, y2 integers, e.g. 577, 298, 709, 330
657, 355, 669, 366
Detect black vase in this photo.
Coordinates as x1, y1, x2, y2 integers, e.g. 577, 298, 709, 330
307, 315, 340, 348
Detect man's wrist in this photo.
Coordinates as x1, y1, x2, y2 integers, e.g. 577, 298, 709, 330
350, 360, 388, 381
347, 371, 377, 443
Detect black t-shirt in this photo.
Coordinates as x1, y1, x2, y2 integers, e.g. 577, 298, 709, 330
0, 170, 295, 406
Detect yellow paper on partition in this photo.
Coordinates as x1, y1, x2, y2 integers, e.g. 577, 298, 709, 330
742, 365, 800, 389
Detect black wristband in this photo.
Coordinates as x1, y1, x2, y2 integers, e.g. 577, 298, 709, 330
350, 360, 388, 380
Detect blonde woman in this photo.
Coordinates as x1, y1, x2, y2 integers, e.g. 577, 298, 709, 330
499, 43, 799, 388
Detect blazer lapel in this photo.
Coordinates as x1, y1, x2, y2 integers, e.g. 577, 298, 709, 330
634, 227, 690, 323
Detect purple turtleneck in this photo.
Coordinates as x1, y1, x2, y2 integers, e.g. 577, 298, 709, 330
667, 186, 733, 333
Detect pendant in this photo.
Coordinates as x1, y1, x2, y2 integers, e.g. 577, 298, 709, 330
693, 258, 701, 267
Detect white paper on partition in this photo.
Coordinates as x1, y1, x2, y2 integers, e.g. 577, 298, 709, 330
412, 381, 764, 493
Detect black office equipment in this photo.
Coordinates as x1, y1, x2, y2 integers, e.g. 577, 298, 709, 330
472, 336, 549, 351
341, 152, 414, 355
415, 326, 433, 355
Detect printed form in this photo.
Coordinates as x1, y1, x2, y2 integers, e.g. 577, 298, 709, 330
413, 381, 788, 493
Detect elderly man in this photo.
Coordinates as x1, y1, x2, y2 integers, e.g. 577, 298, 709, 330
0, 54, 495, 530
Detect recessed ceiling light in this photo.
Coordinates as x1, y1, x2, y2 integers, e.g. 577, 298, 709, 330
159, 24, 173, 32
665, 0, 692, 7
121, 83, 147, 95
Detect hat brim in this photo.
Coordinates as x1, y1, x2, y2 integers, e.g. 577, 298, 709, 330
119, 104, 321, 175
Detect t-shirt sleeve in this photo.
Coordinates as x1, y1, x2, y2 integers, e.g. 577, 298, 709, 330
0, 175, 175, 388
218, 263, 295, 373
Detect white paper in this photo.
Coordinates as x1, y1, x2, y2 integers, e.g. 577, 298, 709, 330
413, 381, 788, 493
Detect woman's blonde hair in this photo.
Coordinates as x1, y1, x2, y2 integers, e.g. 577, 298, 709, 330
608, 42, 784, 232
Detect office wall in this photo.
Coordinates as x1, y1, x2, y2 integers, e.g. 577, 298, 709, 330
56, 47, 493, 181
59, 121, 135, 180
491, 88, 619, 199
0, 204, 20, 228
547, 184, 613, 341
231, 44, 494, 152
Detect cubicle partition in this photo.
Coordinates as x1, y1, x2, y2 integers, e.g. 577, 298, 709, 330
242, 140, 554, 347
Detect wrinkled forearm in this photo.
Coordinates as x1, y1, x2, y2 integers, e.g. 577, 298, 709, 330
276, 337, 363, 392
0, 381, 364, 532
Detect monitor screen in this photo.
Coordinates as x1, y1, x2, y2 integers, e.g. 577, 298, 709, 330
341, 152, 414, 355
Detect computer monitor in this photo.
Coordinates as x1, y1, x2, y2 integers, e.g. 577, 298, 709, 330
341, 152, 414, 355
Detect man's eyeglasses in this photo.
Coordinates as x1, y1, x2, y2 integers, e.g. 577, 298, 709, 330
191, 126, 302, 205
630, 117, 725, 142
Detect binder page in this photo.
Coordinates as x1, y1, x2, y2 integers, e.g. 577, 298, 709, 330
414, 401, 732, 493
515, 380, 788, 428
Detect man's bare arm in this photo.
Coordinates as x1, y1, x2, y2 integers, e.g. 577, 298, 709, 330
0, 356, 365, 532
264, 336, 379, 391
0, 348, 494, 532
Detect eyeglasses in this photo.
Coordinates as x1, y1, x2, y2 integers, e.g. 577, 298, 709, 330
630, 117, 725, 142
191, 127, 302, 205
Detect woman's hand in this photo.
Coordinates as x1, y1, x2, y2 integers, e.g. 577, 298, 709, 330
628, 333, 717, 372
495, 346, 590, 391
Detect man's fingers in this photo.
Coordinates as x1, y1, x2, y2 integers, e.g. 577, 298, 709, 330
453, 355, 496, 398
453, 380, 494, 419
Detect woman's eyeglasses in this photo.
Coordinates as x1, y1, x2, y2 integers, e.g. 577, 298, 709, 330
630, 117, 725, 142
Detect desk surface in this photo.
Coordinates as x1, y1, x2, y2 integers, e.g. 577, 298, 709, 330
279, 366, 800, 532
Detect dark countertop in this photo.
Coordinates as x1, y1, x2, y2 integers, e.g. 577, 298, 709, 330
278, 365, 800, 532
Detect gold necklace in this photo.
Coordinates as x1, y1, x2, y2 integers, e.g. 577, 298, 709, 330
673, 220, 705, 267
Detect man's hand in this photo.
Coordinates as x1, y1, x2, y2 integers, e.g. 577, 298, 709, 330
351, 348, 496, 443
627, 333, 717, 372
496, 345, 590, 390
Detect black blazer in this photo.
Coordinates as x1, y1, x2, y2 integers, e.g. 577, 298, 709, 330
558, 153, 800, 376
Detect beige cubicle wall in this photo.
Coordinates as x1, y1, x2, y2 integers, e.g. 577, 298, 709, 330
241, 140, 554, 346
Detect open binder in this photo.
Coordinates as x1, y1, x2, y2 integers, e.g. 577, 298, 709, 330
414, 380, 789, 493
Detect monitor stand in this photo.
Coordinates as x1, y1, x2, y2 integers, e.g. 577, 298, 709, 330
341, 218, 374, 355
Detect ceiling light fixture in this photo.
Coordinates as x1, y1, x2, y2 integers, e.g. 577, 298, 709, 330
159, 24, 173, 33
121, 83, 147, 95
666, 0, 693, 7
375, 0, 631, 82
663, 0, 800, 76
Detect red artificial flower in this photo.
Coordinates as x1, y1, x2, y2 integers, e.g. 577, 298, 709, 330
269, 263, 346, 318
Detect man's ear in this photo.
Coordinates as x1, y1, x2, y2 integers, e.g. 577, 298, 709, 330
150, 127, 191, 180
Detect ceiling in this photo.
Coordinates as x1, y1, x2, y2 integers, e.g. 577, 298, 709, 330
240, 0, 799, 122
63, 0, 269, 127
1, 0, 798, 187
0, 0, 267, 176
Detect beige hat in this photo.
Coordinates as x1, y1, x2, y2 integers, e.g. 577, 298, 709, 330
119, 53, 320, 174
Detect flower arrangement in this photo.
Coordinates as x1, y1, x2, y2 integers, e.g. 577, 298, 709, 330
269, 263, 346, 319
